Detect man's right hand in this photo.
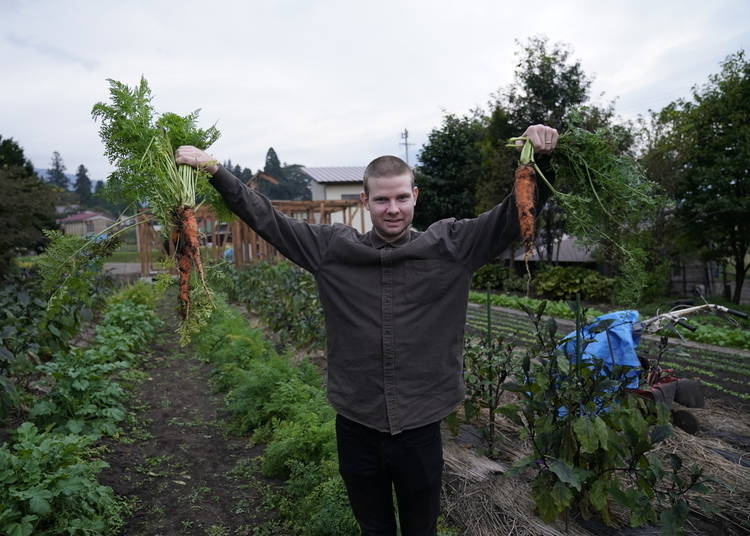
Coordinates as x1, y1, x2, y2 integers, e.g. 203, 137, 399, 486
175, 146, 219, 175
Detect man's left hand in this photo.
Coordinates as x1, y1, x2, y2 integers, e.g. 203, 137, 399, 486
521, 124, 559, 155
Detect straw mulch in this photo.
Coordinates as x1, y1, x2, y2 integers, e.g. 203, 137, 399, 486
441, 400, 750, 536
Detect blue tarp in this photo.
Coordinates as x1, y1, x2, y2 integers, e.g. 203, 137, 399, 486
558, 310, 642, 388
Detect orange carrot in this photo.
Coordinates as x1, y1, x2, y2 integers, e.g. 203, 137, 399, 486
515, 163, 537, 260
174, 205, 206, 319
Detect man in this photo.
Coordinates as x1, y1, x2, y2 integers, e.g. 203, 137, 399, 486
176, 124, 558, 535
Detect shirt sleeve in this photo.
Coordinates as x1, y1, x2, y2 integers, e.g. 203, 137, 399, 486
444, 156, 554, 272
208, 166, 331, 273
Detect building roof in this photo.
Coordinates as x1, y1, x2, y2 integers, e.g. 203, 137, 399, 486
301, 167, 365, 184
513, 236, 596, 263
58, 211, 113, 223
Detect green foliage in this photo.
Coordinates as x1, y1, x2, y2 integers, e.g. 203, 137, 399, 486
463, 333, 516, 457
256, 148, 312, 201
0, 422, 125, 535
532, 265, 615, 302
228, 261, 326, 350
501, 301, 709, 532
468, 290, 605, 321
73, 164, 93, 201
37, 230, 120, 319
0, 138, 57, 274
285, 460, 360, 536
539, 117, 663, 305
502, 36, 593, 131
192, 296, 356, 534
105, 280, 158, 309
30, 299, 160, 437
413, 112, 486, 228
653, 49, 750, 304
471, 264, 525, 292
91, 77, 225, 221
46, 151, 69, 189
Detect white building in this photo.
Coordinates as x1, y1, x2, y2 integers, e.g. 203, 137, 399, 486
301, 167, 372, 232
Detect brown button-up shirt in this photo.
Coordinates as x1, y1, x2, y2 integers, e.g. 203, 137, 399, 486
210, 166, 545, 434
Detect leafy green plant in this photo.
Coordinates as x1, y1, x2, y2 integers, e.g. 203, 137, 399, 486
229, 261, 326, 350
468, 290, 605, 320
192, 294, 356, 534
501, 300, 709, 534
28, 290, 161, 437
463, 291, 519, 457
0, 422, 125, 536
463, 335, 516, 458
532, 265, 615, 302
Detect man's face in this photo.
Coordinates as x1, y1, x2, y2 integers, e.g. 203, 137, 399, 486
361, 173, 418, 242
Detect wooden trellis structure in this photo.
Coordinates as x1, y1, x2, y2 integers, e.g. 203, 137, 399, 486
136, 199, 365, 276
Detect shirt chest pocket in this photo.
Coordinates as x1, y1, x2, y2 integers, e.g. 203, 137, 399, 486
403, 259, 452, 305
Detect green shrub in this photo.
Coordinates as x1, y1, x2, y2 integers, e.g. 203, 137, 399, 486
106, 280, 158, 309
0, 422, 125, 535
472, 264, 527, 292
261, 413, 337, 479
532, 265, 615, 302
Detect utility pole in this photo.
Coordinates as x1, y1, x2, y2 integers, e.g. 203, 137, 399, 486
400, 128, 414, 165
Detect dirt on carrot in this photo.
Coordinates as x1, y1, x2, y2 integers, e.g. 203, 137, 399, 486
174, 205, 206, 319
514, 163, 537, 259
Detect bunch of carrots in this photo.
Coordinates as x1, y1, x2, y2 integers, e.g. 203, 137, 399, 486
93, 77, 227, 343
507, 120, 661, 302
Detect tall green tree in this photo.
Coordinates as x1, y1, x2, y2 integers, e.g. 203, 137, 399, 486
413, 112, 485, 229
259, 147, 285, 199
257, 148, 311, 200
0, 138, 57, 274
46, 151, 69, 189
656, 50, 750, 303
0, 135, 36, 177
74, 164, 93, 202
501, 36, 592, 132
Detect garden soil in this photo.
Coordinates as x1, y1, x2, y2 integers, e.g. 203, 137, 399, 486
98, 298, 290, 535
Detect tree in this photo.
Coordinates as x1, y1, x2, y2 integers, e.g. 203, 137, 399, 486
1, 135, 36, 177
256, 148, 311, 200
656, 50, 750, 303
0, 138, 57, 275
281, 163, 312, 200
46, 151, 69, 189
413, 112, 485, 230
258, 147, 286, 199
74, 164, 93, 202
501, 36, 592, 132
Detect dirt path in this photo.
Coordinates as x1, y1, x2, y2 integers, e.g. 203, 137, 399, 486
99, 299, 289, 536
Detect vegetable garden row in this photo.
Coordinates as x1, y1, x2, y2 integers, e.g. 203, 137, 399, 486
2, 256, 750, 535
465, 299, 750, 405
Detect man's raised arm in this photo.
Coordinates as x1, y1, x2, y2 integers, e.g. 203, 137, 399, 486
175, 145, 331, 273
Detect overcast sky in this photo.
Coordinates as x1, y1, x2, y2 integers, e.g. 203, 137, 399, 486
2, 0, 748, 183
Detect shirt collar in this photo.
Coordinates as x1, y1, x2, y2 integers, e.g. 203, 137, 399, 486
368, 228, 414, 249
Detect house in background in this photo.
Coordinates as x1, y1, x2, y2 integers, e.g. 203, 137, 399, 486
58, 211, 114, 237
301, 166, 372, 232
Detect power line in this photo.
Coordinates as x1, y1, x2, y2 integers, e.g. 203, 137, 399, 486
400, 128, 414, 165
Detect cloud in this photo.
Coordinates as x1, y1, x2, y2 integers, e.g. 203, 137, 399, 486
4, 32, 98, 71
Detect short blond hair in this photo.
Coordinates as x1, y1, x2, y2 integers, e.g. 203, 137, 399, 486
363, 155, 414, 195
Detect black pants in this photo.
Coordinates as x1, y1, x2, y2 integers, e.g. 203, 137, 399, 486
336, 414, 443, 536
